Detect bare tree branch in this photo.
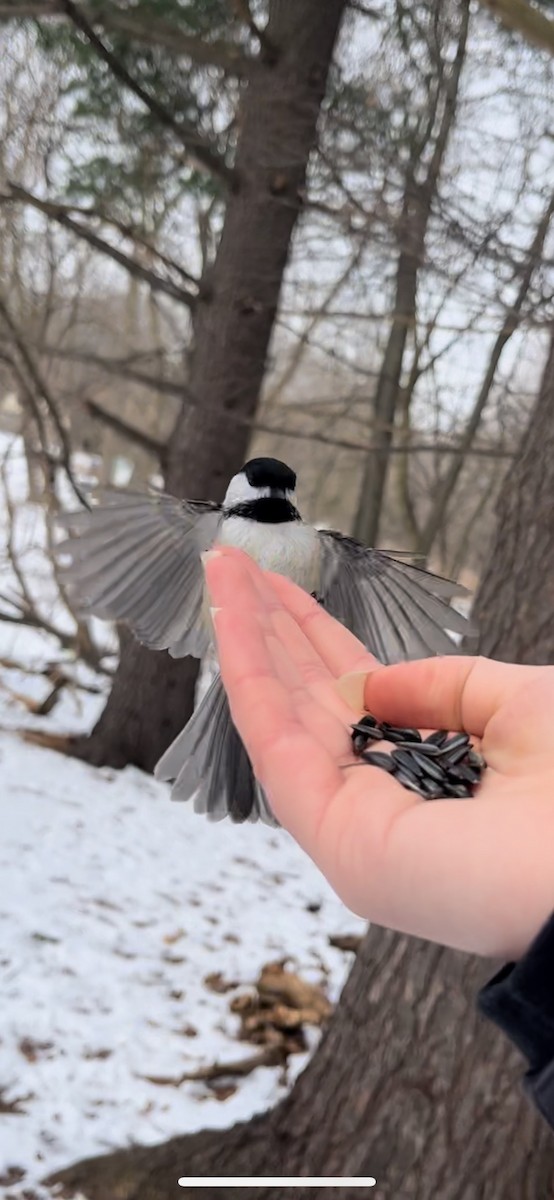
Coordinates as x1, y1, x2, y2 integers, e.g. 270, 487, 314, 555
0, 295, 87, 505
3, 192, 201, 290
15, 338, 515, 461
6, 339, 184, 400
417, 189, 554, 555
353, 0, 471, 546
84, 399, 165, 460
2, 183, 197, 309
0, 459, 106, 670
89, 391, 516, 459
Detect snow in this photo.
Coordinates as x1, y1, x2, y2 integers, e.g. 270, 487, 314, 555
0, 436, 365, 1196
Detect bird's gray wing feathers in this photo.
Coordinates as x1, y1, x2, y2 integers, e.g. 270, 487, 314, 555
155, 672, 277, 825
55, 489, 221, 659
318, 530, 473, 663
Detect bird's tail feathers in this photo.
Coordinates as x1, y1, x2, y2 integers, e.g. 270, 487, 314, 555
155, 673, 276, 825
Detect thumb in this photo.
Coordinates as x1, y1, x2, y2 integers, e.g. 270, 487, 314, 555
337, 656, 536, 738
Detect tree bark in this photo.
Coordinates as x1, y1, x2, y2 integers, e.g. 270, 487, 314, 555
71, 0, 347, 771
472, 322, 554, 662
48, 329, 554, 1199
47, 927, 554, 1200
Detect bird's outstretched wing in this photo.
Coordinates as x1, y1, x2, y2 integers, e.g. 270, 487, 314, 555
318, 530, 473, 663
55, 489, 222, 659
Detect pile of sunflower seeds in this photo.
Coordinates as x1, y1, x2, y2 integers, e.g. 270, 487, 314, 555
351, 715, 485, 800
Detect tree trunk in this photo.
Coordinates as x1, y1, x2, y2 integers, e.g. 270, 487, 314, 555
49, 330, 554, 1199
47, 928, 554, 1200
416, 192, 554, 559
71, 0, 347, 771
353, 0, 469, 548
472, 323, 554, 661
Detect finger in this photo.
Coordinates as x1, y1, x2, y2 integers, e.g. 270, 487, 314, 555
261, 630, 353, 760
205, 549, 359, 732
264, 570, 379, 679
210, 603, 345, 841
208, 548, 379, 683
358, 656, 541, 738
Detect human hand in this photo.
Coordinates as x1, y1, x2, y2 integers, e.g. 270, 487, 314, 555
204, 546, 554, 960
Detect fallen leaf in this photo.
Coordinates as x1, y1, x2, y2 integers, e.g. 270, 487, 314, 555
204, 971, 239, 994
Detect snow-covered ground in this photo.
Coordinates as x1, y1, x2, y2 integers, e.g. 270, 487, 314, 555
0, 436, 365, 1195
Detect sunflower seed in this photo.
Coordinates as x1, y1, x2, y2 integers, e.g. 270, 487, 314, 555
406, 750, 447, 782
437, 734, 471, 766
424, 730, 449, 747
361, 750, 396, 772
351, 722, 384, 740
444, 743, 473, 766
446, 764, 481, 786
444, 783, 472, 799
391, 748, 424, 777
397, 739, 442, 757
437, 733, 470, 757
353, 716, 486, 801
356, 714, 380, 730
380, 723, 422, 744
420, 780, 446, 799
390, 753, 422, 782
393, 768, 427, 795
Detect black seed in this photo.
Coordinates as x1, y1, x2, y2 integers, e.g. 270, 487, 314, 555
391, 748, 425, 777
351, 722, 384, 740
420, 780, 446, 800
397, 739, 442, 757
444, 783, 473, 799
363, 726, 385, 741
406, 750, 448, 782
380, 723, 422, 744
391, 759, 424, 785
437, 733, 470, 757
443, 743, 473, 766
393, 768, 427, 796
356, 714, 380, 730
424, 730, 449, 747
446, 764, 481, 786
361, 750, 396, 773
352, 733, 369, 756
467, 748, 486, 769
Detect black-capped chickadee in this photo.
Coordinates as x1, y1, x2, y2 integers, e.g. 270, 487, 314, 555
56, 457, 471, 824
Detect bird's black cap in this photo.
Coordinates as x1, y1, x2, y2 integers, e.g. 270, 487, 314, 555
242, 457, 296, 492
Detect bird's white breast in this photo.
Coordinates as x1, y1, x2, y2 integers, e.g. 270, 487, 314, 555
218, 516, 320, 593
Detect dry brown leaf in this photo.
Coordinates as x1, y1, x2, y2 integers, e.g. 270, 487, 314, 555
204, 970, 239, 994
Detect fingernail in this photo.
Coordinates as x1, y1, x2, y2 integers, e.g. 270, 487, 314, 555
201, 549, 222, 568
335, 671, 368, 711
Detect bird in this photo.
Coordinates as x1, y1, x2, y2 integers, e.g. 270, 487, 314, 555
55, 456, 472, 825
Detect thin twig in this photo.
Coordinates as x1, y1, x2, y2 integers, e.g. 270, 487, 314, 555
3, 184, 197, 310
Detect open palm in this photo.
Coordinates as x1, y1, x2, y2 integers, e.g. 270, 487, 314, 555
205, 546, 554, 961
